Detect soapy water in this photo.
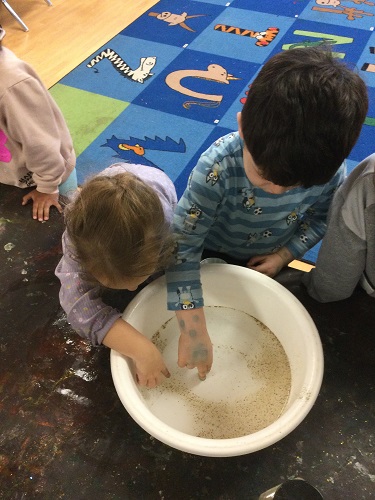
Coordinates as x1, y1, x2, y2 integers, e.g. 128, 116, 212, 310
141, 306, 291, 439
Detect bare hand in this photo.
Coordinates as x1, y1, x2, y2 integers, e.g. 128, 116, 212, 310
22, 189, 62, 221
247, 247, 294, 278
247, 253, 284, 277
102, 319, 170, 388
133, 340, 171, 388
176, 308, 213, 381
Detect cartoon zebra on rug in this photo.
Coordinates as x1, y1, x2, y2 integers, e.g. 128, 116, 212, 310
86, 48, 156, 83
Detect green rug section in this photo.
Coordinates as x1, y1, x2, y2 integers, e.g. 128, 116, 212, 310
365, 116, 375, 127
49, 84, 129, 156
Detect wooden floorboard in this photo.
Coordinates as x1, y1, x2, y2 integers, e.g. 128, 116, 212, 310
1, 0, 158, 88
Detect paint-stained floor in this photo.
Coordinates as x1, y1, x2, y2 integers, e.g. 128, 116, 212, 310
1, 183, 374, 499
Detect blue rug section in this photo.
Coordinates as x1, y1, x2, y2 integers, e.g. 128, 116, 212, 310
123, 0, 225, 46
76, 104, 216, 186
53, 0, 375, 263
132, 49, 257, 124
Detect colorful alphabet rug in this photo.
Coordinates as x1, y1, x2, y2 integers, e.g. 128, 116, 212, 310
51, 0, 375, 262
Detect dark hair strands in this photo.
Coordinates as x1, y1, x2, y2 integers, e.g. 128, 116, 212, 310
241, 46, 369, 188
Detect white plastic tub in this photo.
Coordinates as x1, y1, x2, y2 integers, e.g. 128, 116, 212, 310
111, 264, 323, 457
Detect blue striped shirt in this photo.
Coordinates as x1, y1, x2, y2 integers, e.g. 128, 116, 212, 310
166, 132, 345, 310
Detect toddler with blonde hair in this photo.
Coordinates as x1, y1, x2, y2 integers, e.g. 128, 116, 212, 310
56, 163, 177, 387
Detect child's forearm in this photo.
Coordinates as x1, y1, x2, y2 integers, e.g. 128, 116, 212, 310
175, 307, 213, 380
275, 246, 294, 266
103, 318, 170, 388
176, 307, 207, 336
102, 318, 151, 358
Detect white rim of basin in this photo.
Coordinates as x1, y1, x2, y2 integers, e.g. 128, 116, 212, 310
111, 264, 324, 457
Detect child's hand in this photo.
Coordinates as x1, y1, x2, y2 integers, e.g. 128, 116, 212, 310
176, 308, 213, 381
247, 247, 294, 277
132, 339, 171, 388
102, 319, 170, 388
22, 189, 62, 221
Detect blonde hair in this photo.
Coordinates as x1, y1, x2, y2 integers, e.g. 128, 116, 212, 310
65, 171, 174, 284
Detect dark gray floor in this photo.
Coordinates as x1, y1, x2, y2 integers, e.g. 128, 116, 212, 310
1, 184, 374, 499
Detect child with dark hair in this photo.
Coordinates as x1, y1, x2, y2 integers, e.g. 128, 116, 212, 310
55, 163, 177, 388
302, 154, 375, 302
165, 47, 369, 381
0, 26, 77, 221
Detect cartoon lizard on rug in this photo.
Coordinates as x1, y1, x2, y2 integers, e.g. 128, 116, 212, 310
102, 135, 186, 170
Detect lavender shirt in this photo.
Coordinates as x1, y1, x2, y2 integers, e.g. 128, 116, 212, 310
55, 163, 177, 345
